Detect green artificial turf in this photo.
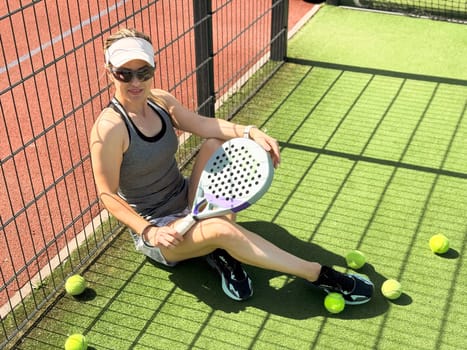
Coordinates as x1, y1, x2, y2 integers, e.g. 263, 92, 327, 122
288, 5, 467, 81
14, 6, 467, 350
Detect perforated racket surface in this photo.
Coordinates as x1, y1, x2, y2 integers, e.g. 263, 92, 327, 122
200, 138, 273, 211
174, 138, 273, 235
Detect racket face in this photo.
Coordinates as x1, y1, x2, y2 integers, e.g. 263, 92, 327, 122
194, 138, 273, 214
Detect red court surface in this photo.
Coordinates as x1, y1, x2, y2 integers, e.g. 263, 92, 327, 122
0, 0, 316, 309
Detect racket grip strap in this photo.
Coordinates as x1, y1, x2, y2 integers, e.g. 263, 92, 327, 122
174, 214, 197, 235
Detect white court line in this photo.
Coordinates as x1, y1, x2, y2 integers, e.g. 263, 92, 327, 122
0, 0, 127, 74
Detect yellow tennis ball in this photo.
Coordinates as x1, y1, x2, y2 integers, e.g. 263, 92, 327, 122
324, 292, 345, 314
381, 279, 402, 300
345, 250, 366, 269
64, 333, 88, 350
429, 234, 449, 254
65, 275, 86, 296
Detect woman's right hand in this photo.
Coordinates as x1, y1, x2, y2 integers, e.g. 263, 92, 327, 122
143, 225, 184, 248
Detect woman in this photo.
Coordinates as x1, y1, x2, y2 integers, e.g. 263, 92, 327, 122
90, 28, 373, 303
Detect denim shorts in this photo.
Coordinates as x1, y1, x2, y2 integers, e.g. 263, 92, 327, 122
130, 208, 190, 266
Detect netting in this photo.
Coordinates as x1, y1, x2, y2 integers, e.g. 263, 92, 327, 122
335, 0, 467, 22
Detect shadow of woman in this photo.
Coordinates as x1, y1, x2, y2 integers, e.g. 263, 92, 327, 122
157, 221, 404, 320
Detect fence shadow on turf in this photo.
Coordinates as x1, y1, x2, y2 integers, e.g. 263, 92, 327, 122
157, 221, 399, 320
286, 58, 467, 87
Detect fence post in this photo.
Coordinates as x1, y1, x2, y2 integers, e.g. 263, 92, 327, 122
270, 0, 289, 61
193, 0, 215, 117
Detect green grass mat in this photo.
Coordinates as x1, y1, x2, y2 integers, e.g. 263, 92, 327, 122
288, 5, 467, 81
13, 8, 467, 350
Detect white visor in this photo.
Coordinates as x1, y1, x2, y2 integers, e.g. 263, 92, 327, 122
105, 37, 155, 67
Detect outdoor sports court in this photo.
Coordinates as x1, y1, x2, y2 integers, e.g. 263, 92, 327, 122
3, 1, 467, 349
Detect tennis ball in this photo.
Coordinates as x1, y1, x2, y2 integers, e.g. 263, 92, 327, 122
324, 292, 345, 314
64, 333, 87, 350
65, 275, 86, 296
429, 234, 450, 254
345, 250, 366, 269
381, 279, 402, 300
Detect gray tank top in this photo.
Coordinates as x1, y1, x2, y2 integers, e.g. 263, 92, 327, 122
111, 97, 188, 220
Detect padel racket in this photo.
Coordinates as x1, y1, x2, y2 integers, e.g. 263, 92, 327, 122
174, 137, 274, 235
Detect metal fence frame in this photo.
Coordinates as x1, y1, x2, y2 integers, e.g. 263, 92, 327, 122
0, 0, 288, 347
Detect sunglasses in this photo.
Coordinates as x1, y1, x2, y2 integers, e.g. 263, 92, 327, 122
111, 65, 155, 83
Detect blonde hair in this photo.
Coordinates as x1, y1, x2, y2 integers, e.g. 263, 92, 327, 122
104, 28, 167, 110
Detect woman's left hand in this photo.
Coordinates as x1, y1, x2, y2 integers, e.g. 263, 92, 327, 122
249, 127, 281, 168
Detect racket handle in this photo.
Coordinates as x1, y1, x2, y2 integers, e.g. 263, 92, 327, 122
174, 214, 197, 235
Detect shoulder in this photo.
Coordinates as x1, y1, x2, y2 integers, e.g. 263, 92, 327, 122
90, 107, 127, 143
149, 89, 179, 109
149, 89, 186, 127
150, 88, 175, 100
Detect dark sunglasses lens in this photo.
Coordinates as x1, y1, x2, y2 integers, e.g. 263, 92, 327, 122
113, 69, 133, 82
137, 66, 154, 81
112, 66, 154, 83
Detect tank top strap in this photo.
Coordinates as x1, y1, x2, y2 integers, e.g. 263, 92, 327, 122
110, 97, 167, 142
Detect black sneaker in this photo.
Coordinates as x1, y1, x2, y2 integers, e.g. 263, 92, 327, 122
312, 265, 373, 305
206, 249, 253, 301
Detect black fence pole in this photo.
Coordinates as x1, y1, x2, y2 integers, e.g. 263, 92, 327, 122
270, 0, 289, 61
193, 0, 215, 117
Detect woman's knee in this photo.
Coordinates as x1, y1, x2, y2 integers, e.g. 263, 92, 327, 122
199, 138, 223, 156
195, 217, 242, 242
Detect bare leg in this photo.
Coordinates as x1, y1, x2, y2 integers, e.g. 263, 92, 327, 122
162, 216, 321, 282
162, 216, 374, 305
188, 138, 224, 203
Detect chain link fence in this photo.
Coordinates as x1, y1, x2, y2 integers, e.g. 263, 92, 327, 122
0, 0, 288, 347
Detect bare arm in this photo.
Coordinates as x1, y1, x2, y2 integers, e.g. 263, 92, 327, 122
155, 90, 281, 167
89, 110, 150, 234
